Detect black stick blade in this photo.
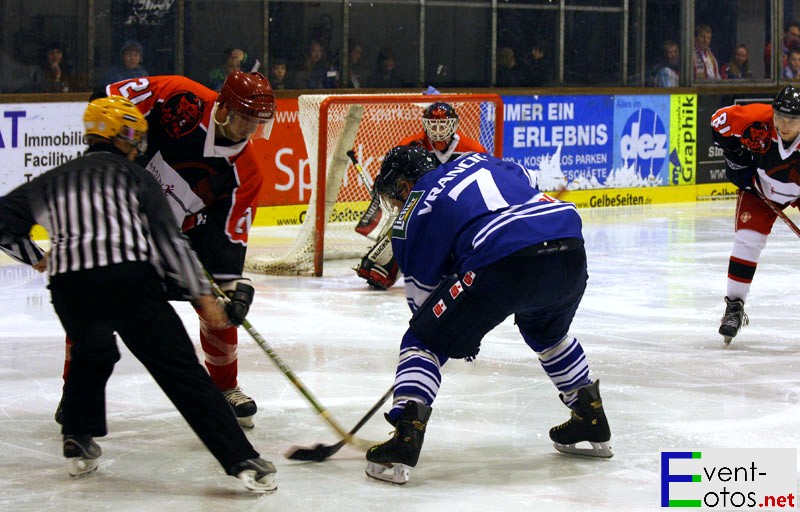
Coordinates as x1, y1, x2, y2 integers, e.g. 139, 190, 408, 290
284, 441, 345, 462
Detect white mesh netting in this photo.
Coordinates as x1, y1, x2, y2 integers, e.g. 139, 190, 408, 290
245, 93, 502, 276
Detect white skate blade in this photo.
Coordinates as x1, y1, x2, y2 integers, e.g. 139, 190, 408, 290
67, 457, 99, 477
237, 469, 277, 493
365, 461, 411, 485
236, 415, 255, 429
553, 440, 614, 458
723, 336, 733, 346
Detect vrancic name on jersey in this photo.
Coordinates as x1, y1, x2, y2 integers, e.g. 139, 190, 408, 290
418, 152, 490, 215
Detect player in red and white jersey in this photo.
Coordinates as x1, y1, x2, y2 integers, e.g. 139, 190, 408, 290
355, 102, 487, 289
56, 72, 275, 428
711, 85, 800, 344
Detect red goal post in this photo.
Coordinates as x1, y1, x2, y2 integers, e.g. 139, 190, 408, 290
245, 93, 504, 276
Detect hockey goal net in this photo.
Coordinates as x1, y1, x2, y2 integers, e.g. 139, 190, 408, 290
245, 93, 504, 276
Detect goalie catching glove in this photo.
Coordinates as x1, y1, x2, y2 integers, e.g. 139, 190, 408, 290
355, 233, 399, 290
219, 278, 255, 326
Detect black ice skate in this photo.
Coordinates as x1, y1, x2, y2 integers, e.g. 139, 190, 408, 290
549, 380, 613, 458
63, 434, 102, 477
365, 401, 432, 485
719, 296, 748, 345
223, 387, 257, 429
230, 457, 277, 493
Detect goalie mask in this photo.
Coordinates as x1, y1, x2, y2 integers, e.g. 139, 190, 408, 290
422, 102, 459, 145
375, 145, 438, 205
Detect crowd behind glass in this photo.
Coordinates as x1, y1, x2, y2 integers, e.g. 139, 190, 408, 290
1, 0, 798, 95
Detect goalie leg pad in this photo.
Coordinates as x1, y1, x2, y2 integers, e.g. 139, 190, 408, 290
355, 195, 384, 240
355, 233, 399, 289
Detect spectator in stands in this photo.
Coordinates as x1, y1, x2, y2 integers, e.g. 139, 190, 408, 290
496, 47, 525, 87
764, 20, 800, 78
525, 41, 552, 87
209, 47, 248, 92
103, 40, 148, 86
32, 41, 75, 93
784, 47, 800, 80
268, 58, 288, 90
368, 47, 404, 88
721, 43, 753, 80
692, 24, 720, 81
290, 40, 337, 89
345, 39, 367, 88
649, 40, 680, 87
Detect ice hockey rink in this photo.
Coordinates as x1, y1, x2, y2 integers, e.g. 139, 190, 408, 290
2, 199, 800, 512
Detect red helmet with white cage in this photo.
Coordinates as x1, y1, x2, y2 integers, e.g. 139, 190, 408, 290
422, 102, 459, 143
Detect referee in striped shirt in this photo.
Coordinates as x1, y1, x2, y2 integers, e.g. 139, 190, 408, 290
0, 96, 276, 492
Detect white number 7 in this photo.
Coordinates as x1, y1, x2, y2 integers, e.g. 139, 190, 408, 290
447, 167, 509, 211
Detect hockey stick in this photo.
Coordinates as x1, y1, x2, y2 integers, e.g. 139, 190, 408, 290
348, 149, 393, 241
203, 271, 375, 451
751, 185, 800, 238
284, 385, 393, 462
346, 149, 375, 196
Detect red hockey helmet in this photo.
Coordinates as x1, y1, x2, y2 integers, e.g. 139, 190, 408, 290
422, 101, 459, 142
218, 71, 276, 139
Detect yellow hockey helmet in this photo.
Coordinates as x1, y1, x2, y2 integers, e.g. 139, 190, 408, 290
83, 95, 148, 153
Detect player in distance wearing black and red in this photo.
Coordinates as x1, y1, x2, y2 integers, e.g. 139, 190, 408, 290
711, 85, 800, 344
55, 71, 275, 428
355, 101, 487, 289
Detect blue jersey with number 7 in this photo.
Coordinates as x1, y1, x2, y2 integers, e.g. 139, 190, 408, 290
391, 152, 583, 311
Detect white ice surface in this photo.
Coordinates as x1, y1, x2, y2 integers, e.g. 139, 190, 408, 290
1, 200, 800, 511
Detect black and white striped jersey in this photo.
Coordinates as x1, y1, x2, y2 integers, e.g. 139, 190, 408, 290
0, 144, 211, 300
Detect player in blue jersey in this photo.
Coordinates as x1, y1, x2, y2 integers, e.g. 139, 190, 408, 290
363, 145, 613, 485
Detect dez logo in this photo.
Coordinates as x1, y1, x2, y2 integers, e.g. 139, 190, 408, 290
620, 108, 667, 180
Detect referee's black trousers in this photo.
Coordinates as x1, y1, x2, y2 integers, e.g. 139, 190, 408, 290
49, 262, 259, 473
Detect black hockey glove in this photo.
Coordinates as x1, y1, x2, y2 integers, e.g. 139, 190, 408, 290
725, 164, 756, 191
722, 146, 757, 192
220, 279, 255, 326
